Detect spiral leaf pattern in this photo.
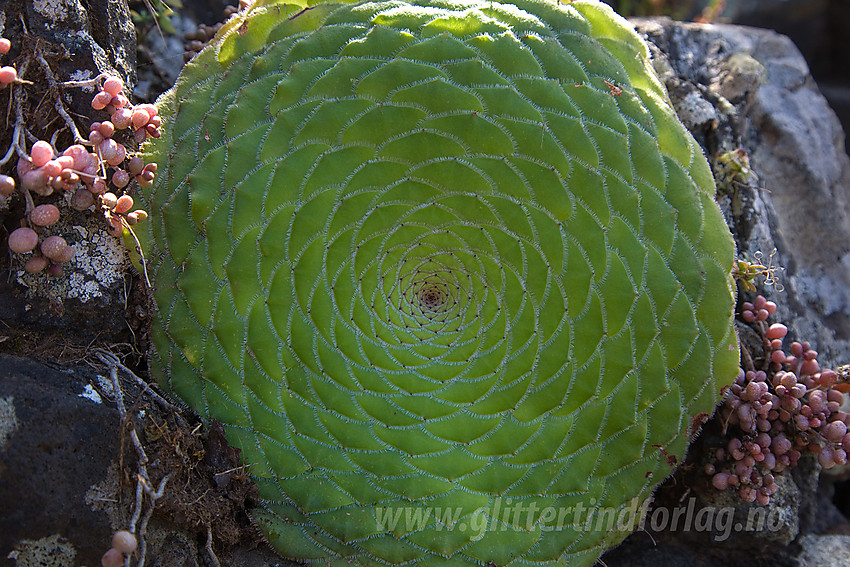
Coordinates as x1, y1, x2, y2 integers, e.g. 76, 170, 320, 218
138, 0, 739, 565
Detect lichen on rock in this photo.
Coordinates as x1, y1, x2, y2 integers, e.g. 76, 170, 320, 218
0, 396, 18, 449
66, 224, 128, 302
8, 534, 77, 567
138, 1, 740, 565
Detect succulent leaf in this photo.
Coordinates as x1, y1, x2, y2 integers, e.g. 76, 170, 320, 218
139, 0, 740, 565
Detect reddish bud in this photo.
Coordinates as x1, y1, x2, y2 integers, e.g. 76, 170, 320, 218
23, 169, 50, 195
770, 350, 787, 364
111, 531, 137, 554
102, 76, 124, 97
111, 169, 130, 189
127, 156, 144, 175
40, 235, 69, 261
801, 360, 820, 376
24, 255, 48, 273
9, 227, 38, 253
30, 204, 60, 227
826, 421, 847, 443
111, 94, 129, 108
92, 91, 113, 110
106, 144, 126, 167
0, 66, 17, 84
111, 108, 133, 130
138, 103, 157, 118
89, 177, 107, 195
101, 548, 124, 567
43, 159, 62, 178
30, 140, 54, 168
712, 472, 731, 490
98, 121, 116, 138
114, 194, 134, 214
131, 108, 150, 130
766, 323, 787, 340
56, 155, 75, 170
125, 210, 147, 225
70, 187, 95, 210
819, 370, 838, 387
0, 174, 15, 196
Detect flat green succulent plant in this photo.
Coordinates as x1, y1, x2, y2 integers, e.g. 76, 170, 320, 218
137, 0, 739, 564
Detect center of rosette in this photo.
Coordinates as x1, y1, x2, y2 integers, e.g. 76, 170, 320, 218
414, 280, 450, 314
389, 253, 473, 335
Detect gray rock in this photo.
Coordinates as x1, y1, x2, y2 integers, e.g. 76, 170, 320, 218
7, 534, 78, 567
601, 457, 822, 566
0, 0, 142, 352
0, 354, 119, 566
134, 13, 202, 102
725, 0, 830, 66
0, 353, 292, 567
0, 222, 134, 358
635, 17, 850, 369
798, 534, 850, 566
0, 0, 136, 117
602, 16, 850, 567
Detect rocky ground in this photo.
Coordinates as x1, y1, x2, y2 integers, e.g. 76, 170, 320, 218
1, 1, 850, 566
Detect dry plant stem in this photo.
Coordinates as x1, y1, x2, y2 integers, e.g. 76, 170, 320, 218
9, 81, 36, 219
0, 138, 16, 166
129, 479, 145, 537
96, 145, 108, 180
70, 168, 100, 183
22, 125, 39, 145
101, 353, 171, 567
21, 174, 35, 215
49, 128, 61, 148
0, 109, 21, 165
0, 83, 30, 168
135, 473, 171, 567
60, 72, 110, 89
11, 85, 27, 156
95, 350, 180, 423
740, 339, 756, 373
121, 217, 152, 289
206, 525, 222, 567
105, 360, 149, 519
34, 53, 86, 143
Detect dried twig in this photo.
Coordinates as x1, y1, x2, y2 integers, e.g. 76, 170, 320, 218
100, 351, 174, 567
95, 350, 179, 420
34, 53, 86, 143
60, 72, 110, 89
206, 525, 222, 567
0, 82, 30, 168
135, 473, 171, 567
120, 218, 152, 289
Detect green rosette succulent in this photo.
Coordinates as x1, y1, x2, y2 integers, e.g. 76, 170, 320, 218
137, 0, 739, 564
